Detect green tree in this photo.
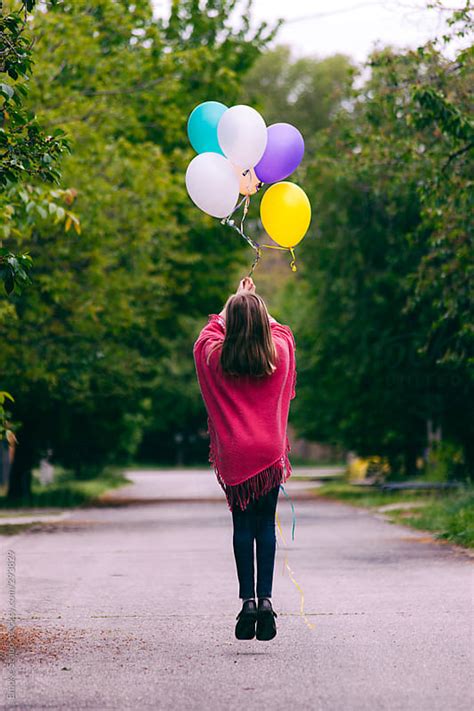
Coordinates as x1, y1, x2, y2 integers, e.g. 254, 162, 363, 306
288, 4, 473, 476
0, 0, 276, 498
0, 0, 70, 295
1, 0, 76, 454
243, 46, 354, 136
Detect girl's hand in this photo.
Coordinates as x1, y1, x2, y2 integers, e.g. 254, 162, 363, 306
237, 276, 256, 294
220, 278, 255, 319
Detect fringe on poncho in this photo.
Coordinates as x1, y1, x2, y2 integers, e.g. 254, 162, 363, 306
209, 416, 292, 511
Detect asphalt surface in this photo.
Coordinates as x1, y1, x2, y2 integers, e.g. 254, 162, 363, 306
0, 469, 473, 710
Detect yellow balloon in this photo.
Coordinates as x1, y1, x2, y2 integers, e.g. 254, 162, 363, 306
260, 181, 311, 248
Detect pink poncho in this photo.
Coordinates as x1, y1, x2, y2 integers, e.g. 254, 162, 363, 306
193, 313, 296, 511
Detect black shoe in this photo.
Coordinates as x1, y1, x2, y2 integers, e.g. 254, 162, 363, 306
235, 600, 257, 640
256, 598, 278, 641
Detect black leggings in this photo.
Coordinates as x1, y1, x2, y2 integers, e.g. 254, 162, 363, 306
231, 485, 280, 600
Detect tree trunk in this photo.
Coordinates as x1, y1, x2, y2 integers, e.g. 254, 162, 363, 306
7, 432, 35, 501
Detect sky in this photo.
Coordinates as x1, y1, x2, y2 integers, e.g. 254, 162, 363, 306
153, 1, 465, 62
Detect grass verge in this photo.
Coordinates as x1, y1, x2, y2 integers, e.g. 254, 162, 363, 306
0, 468, 129, 509
314, 482, 474, 548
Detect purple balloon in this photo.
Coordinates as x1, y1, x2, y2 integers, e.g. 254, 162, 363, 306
254, 123, 305, 184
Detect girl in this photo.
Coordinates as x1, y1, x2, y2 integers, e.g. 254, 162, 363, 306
193, 276, 296, 641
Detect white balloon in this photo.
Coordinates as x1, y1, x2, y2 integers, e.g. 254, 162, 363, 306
217, 105, 267, 170
185, 152, 240, 219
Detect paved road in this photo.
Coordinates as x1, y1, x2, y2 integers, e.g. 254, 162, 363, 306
0, 469, 472, 710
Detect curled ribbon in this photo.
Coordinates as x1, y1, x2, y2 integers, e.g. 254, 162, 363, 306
276, 507, 315, 632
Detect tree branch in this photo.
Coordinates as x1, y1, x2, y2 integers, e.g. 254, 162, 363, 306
442, 141, 474, 172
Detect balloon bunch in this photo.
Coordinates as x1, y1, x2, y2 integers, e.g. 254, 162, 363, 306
185, 101, 311, 274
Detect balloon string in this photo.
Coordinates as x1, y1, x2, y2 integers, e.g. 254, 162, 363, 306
240, 195, 262, 277
259, 244, 298, 272
221, 194, 261, 275
226, 194, 248, 221
240, 195, 250, 234
221, 195, 297, 273
275, 511, 315, 631
220, 215, 260, 251
248, 247, 262, 278
290, 247, 297, 273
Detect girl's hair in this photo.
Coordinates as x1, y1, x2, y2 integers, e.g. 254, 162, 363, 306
218, 292, 277, 377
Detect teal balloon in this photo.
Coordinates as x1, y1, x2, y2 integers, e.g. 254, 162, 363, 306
187, 101, 227, 155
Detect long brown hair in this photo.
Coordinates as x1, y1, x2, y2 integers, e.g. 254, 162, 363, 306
218, 292, 277, 377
